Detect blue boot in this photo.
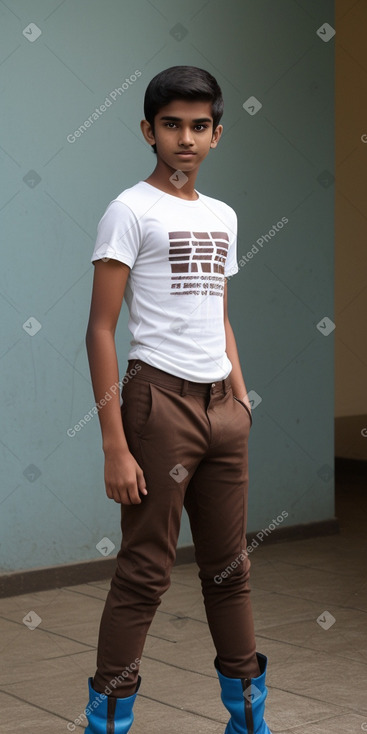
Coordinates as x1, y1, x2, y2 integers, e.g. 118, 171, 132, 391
85, 676, 141, 733
215, 653, 272, 733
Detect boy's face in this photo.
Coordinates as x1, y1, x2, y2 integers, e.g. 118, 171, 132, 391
141, 99, 223, 172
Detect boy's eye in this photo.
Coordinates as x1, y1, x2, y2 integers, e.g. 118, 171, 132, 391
163, 123, 209, 131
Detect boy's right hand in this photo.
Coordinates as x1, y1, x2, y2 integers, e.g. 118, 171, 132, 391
103, 448, 147, 505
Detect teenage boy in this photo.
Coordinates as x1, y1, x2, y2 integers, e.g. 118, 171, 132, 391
84, 65, 272, 733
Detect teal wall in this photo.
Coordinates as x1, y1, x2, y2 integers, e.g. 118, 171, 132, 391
0, 0, 335, 573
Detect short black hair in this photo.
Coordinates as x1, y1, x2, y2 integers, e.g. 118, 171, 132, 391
143, 65, 223, 153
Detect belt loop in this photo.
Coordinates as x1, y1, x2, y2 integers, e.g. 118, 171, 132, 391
181, 379, 189, 396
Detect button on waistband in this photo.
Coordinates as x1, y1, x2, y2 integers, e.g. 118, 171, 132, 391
127, 360, 231, 396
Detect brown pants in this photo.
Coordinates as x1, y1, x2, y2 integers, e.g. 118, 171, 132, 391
93, 359, 260, 697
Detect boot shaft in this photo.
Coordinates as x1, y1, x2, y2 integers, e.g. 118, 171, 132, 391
215, 653, 272, 734
85, 676, 141, 734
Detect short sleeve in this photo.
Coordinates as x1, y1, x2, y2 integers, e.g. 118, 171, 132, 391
91, 200, 141, 268
224, 210, 238, 278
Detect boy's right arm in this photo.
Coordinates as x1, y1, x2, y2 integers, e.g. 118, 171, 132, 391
85, 259, 147, 505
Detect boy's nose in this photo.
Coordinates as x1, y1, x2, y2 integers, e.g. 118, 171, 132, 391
178, 128, 194, 146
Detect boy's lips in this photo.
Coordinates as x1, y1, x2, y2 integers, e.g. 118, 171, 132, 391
176, 151, 196, 156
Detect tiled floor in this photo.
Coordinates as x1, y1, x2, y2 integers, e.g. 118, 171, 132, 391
0, 459, 366, 733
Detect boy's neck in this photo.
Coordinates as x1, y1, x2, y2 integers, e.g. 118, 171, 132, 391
144, 161, 199, 200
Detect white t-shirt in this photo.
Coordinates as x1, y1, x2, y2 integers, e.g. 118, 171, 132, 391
91, 180, 239, 382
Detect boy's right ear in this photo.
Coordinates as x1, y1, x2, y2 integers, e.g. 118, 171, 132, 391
140, 119, 156, 147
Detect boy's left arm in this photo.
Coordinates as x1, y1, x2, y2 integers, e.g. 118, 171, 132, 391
223, 279, 252, 415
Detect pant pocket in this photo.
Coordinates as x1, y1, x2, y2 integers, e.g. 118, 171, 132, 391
122, 378, 154, 437
233, 396, 253, 427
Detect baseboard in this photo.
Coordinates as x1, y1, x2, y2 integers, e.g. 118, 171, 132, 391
335, 415, 367, 461
247, 518, 339, 545
335, 456, 367, 474
0, 519, 339, 599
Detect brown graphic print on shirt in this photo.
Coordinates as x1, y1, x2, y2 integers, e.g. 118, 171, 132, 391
168, 231, 229, 296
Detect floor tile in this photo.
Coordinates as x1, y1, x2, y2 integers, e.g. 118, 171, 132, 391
269, 647, 367, 713
0, 690, 71, 732
262, 686, 348, 732
0, 462, 365, 732
256, 604, 367, 664
250, 559, 365, 607
275, 712, 367, 733
0, 616, 93, 686
2, 587, 104, 647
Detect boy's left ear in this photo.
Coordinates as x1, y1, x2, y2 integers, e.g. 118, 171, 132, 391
140, 119, 156, 146
210, 124, 223, 149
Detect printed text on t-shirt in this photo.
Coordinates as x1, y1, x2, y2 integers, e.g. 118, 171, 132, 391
168, 231, 229, 296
